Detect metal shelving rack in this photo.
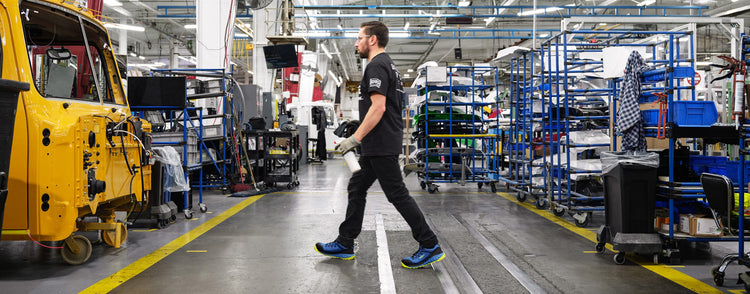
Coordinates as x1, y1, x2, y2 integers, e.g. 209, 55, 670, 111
132, 68, 234, 218
415, 65, 501, 193
499, 50, 551, 208
540, 30, 619, 227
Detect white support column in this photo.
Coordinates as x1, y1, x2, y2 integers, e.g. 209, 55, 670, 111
196, 0, 236, 125
196, 0, 235, 70
253, 4, 276, 93
118, 18, 127, 56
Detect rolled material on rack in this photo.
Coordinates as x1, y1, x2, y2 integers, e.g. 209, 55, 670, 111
734, 73, 745, 117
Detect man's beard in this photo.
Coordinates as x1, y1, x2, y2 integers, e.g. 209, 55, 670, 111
357, 47, 368, 58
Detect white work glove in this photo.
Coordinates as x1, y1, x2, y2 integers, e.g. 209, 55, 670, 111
335, 136, 360, 154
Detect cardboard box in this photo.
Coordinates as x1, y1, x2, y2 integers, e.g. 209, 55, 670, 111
690, 217, 722, 237
679, 214, 691, 233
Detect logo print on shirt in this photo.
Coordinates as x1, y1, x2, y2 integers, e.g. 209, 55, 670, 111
369, 78, 382, 89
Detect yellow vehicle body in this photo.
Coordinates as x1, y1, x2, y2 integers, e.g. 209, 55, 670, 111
0, 0, 152, 263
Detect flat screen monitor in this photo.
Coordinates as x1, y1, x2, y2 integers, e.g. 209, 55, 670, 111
127, 76, 187, 108
263, 44, 298, 69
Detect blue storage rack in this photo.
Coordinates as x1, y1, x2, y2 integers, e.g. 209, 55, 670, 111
416, 66, 502, 193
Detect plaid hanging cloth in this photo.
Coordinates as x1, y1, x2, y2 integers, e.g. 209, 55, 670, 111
617, 51, 650, 151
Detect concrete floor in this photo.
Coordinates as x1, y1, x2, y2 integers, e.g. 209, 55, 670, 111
1, 158, 749, 293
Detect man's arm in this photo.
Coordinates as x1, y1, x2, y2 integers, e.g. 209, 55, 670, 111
353, 93, 386, 142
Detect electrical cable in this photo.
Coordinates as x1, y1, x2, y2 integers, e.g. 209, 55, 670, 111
26, 230, 63, 249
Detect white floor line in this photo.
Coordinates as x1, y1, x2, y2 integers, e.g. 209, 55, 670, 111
425, 217, 483, 294
376, 214, 397, 294
455, 214, 547, 294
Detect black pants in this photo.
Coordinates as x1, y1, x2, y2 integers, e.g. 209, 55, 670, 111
336, 155, 438, 248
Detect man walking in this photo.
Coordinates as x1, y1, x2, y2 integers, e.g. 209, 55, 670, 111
314, 21, 445, 269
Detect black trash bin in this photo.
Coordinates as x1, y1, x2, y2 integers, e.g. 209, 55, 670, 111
596, 151, 662, 264
0, 79, 30, 239
603, 162, 658, 234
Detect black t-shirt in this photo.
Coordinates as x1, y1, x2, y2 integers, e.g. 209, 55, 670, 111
359, 53, 404, 156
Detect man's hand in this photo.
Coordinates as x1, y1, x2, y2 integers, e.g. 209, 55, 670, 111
335, 136, 360, 154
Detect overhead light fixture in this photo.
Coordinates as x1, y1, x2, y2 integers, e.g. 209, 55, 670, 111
328, 70, 340, 86
138, 55, 145, 60
403, 22, 410, 31
247, 70, 254, 75
637, 0, 655, 6
337, 24, 343, 31
458, 0, 471, 7
389, 31, 410, 38
599, 0, 618, 5
320, 43, 332, 59
404, 73, 411, 78
429, 23, 436, 32
292, 31, 330, 37
344, 31, 359, 38
184, 24, 196, 29
517, 6, 563, 16
129, 52, 137, 57
104, 23, 145, 32
111, 6, 132, 16
485, 0, 517, 27
407, 68, 414, 72
103, 0, 122, 7
598, 23, 607, 26
177, 55, 197, 65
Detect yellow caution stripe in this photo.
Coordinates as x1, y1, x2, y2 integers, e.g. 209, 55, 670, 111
496, 192, 723, 294
81, 194, 266, 293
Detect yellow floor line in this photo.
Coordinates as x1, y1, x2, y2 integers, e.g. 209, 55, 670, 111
81, 194, 266, 294
495, 192, 723, 294
186, 250, 207, 253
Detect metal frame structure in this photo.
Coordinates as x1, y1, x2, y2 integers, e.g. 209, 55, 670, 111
415, 65, 501, 193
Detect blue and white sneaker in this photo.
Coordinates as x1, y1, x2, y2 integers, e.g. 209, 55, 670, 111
401, 245, 446, 269
314, 241, 355, 260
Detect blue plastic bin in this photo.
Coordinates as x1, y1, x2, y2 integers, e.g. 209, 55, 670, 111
725, 161, 750, 184
642, 66, 695, 83
671, 101, 718, 126
689, 155, 727, 175
642, 109, 660, 126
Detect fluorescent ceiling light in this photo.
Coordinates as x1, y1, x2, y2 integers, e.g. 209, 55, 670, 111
517, 6, 563, 16
177, 55, 197, 65
344, 31, 358, 38
328, 70, 340, 86
138, 55, 145, 60
599, 0, 618, 5
458, 0, 471, 7
337, 24, 343, 30
389, 31, 410, 38
184, 24, 196, 29
404, 73, 411, 78
320, 43, 332, 59
110, 6, 132, 17
292, 31, 330, 37
104, 23, 145, 32
539, 33, 549, 37
637, 0, 655, 6
713, 4, 750, 17
407, 68, 414, 72
103, 0, 122, 7
429, 23, 436, 32
403, 22, 410, 31
247, 70, 254, 75
129, 52, 137, 57
485, 0, 517, 26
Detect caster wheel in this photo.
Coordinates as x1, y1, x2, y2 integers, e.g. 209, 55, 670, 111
184, 210, 193, 219
595, 243, 605, 253
516, 192, 527, 202
712, 266, 724, 286
614, 252, 626, 265
420, 181, 426, 190
535, 197, 548, 209
294, 180, 300, 186
287, 183, 294, 189
427, 184, 439, 194
552, 206, 565, 217
61, 235, 92, 265
477, 182, 483, 190
652, 253, 659, 265
171, 215, 177, 221
490, 183, 497, 193
574, 212, 591, 227
199, 203, 208, 213
102, 222, 127, 248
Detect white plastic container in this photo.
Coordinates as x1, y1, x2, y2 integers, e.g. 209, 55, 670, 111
343, 151, 361, 173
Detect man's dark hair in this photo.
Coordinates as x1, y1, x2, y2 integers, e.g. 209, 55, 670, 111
361, 21, 389, 48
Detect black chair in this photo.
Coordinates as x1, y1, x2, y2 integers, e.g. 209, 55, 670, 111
700, 173, 750, 287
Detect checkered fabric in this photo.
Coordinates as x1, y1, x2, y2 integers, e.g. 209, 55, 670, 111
617, 51, 650, 151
